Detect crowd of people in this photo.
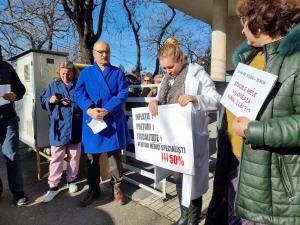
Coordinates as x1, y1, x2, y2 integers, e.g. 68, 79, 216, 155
0, 0, 299, 225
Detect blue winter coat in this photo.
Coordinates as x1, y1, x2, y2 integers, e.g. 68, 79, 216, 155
74, 63, 131, 154
41, 80, 83, 146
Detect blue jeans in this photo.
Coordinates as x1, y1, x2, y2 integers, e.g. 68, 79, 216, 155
0, 116, 25, 199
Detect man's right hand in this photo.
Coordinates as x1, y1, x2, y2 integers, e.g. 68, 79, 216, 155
87, 108, 106, 120
148, 100, 158, 117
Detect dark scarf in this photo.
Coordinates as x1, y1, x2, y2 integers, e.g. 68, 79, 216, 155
158, 64, 188, 105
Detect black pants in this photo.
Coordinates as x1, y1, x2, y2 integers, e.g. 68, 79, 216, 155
86, 150, 123, 190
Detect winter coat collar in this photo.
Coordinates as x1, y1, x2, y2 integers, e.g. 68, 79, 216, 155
232, 23, 300, 66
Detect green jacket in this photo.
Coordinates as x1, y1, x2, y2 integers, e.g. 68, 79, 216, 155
234, 23, 300, 225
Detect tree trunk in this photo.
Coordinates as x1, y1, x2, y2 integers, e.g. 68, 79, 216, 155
153, 57, 160, 76
48, 30, 53, 50
133, 35, 141, 76
61, 0, 107, 65
123, 0, 141, 76
80, 36, 93, 64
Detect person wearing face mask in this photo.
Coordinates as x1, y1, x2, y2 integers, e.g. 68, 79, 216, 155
205, 1, 300, 225
40, 61, 82, 202
148, 37, 221, 225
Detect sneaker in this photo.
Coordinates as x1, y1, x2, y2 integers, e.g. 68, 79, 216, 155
79, 188, 100, 207
43, 190, 58, 203
16, 196, 29, 206
68, 183, 78, 193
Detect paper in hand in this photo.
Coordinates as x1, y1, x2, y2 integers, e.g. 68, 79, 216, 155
87, 119, 107, 134
0, 84, 11, 106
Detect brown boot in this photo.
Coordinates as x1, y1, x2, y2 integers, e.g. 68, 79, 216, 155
113, 181, 126, 205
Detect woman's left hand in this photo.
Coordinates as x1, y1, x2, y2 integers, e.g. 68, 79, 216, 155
232, 116, 250, 137
178, 95, 196, 107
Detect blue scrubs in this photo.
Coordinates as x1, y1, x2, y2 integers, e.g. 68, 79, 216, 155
41, 80, 82, 146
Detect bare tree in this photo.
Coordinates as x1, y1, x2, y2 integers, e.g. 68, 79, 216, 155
176, 22, 211, 72
152, 6, 175, 76
0, 0, 70, 58
141, 3, 176, 75
197, 47, 211, 73
61, 0, 108, 64
122, 0, 142, 76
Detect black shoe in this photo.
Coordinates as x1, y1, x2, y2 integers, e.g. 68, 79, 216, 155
173, 186, 188, 225
79, 188, 100, 207
16, 196, 29, 206
187, 196, 202, 225
172, 214, 188, 225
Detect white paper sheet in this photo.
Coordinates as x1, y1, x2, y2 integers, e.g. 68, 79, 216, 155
221, 63, 278, 120
87, 119, 107, 134
0, 84, 11, 106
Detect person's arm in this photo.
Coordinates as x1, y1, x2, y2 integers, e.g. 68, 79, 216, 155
242, 72, 300, 149
103, 70, 128, 113
9, 63, 25, 100
40, 83, 56, 112
193, 70, 221, 111
148, 99, 158, 117
73, 73, 94, 113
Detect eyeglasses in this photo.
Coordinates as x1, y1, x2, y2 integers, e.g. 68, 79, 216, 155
144, 79, 151, 82
240, 16, 246, 27
93, 49, 110, 55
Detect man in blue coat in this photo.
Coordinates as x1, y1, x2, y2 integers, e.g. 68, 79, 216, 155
74, 41, 131, 206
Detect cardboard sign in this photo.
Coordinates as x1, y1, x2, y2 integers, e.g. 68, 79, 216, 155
132, 103, 194, 175
221, 63, 278, 120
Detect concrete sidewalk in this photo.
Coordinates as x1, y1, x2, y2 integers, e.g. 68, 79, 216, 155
122, 170, 214, 225
0, 142, 214, 225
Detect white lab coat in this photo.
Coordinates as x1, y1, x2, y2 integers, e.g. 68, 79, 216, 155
181, 63, 221, 206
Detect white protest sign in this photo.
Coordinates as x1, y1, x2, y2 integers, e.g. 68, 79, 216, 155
132, 103, 194, 175
221, 63, 278, 120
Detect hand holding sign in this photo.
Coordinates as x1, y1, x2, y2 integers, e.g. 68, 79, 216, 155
148, 99, 158, 117
232, 116, 250, 137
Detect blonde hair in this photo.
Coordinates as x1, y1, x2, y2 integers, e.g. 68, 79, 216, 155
55, 61, 79, 81
158, 37, 186, 62
153, 74, 163, 83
